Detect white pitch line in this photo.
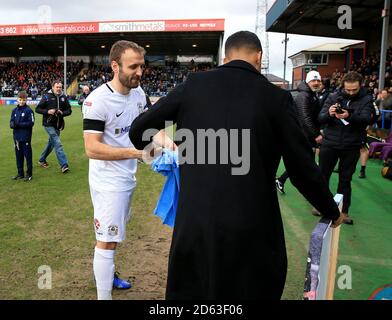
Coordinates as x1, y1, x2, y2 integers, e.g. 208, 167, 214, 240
279, 198, 310, 251
339, 255, 392, 267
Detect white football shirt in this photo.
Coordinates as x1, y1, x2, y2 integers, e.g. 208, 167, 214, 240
83, 82, 147, 192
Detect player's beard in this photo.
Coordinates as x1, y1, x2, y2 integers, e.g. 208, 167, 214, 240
118, 67, 140, 89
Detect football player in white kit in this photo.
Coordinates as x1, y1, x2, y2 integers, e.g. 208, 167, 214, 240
83, 40, 174, 300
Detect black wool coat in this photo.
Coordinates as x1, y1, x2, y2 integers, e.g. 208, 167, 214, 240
130, 60, 340, 300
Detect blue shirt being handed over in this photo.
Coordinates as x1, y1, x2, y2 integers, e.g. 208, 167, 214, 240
151, 149, 179, 227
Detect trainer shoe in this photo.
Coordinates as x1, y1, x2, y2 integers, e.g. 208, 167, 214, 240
38, 161, 49, 168
275, 178, 285, 194
358, 171, 366, 179
113, 272, 132, 290
24, 175, 33, 182
61, 165, 69, 173
12, 174, 24, 180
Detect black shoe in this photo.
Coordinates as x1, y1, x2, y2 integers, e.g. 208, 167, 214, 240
275, 178, 285, 194
358, 171, 366, 179
24, 175, 32, 181
12, 175, 24, 180
61, 165, 69, 173
342, 213, 354, 225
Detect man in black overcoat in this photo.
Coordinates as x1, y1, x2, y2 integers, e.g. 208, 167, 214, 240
129, 31, 343, 300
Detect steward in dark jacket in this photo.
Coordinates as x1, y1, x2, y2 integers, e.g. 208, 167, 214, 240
35, 80, 71, 173
36, 89, 72, 130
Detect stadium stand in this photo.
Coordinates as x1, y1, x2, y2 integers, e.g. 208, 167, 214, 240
0, 60, 83, 98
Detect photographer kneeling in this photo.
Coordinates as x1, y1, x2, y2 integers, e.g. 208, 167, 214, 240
318, 71, 374, 225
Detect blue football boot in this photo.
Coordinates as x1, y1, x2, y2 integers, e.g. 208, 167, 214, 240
113, 272, 132, 290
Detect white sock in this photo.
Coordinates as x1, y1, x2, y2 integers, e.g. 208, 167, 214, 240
93, 247, 115, 300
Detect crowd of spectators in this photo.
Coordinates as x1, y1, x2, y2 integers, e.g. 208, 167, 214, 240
77, 60, 214, 97
325, 47, 392, 98
0, 60, 83, 99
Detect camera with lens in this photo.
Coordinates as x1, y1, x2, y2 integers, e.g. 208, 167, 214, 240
335, 96, 345, 114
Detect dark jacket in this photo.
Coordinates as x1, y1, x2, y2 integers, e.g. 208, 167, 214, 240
10, 104, 34, 141
294, 81, 322, 146
318, 87, 332, 110
35, 90, 72, 129
129, 60, 340, 300
78, 93, 89, 106
319, 88, 374, 149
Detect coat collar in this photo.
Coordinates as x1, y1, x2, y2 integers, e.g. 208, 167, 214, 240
219, 60, 267, 80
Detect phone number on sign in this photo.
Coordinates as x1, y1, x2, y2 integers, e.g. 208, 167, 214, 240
0, 27, 17, 34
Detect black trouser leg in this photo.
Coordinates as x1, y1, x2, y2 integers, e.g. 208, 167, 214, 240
22, 141, 33, 176
14, 140, 24, 177
278, 170, 289, 183
319, 146, 339, 186
280, 148, 316, 184
337, 149, 360, 214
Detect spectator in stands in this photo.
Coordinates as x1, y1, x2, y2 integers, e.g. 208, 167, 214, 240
318, 71, 374, 225
0, 61, 82, 98
376, 89, 392, 110
9, 91, 35, 181
78, 62, 211, 98
35, 79, 72, 173
78, 85, 90, 112
30, 83, 38, 100
375, 89, 392, 128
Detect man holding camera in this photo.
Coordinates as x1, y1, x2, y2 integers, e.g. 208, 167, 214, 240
35, 79, 72, 173
318, 71, 374, 224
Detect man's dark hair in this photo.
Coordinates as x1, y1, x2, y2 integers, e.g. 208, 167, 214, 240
51, 79, 62, 87
225, 31, 262, 56
342, 71, 363, 86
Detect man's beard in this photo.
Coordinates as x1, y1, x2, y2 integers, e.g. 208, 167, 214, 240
310, 86, 320, 93
119, 68, 140, 89
343, 90, 360, 99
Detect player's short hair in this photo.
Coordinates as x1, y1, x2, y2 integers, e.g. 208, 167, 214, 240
225, 31, 262, 56
51, 79, 62, 87
17, 91, 28, 99
109, 40, 146, 66
342, 71, 363, 86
